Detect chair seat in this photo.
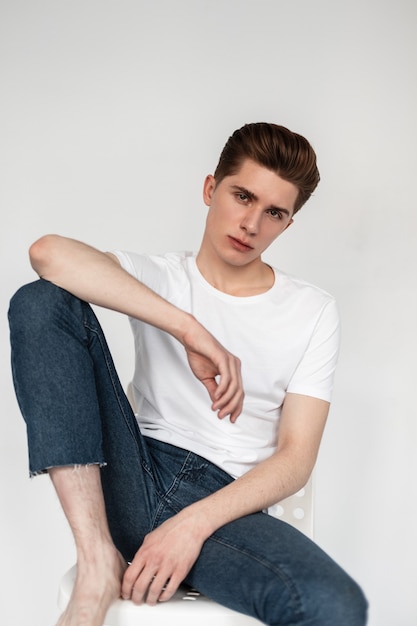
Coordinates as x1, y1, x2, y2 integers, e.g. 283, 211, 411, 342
58, 565, 260, 625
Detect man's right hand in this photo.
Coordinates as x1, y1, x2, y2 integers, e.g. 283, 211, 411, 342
182, 320, 244, 423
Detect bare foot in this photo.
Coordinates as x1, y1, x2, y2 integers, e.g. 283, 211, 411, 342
56, 550, 127, 626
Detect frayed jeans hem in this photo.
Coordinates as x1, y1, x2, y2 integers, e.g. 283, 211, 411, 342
29, 461, 107, 479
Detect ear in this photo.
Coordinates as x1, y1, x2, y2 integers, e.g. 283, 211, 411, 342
284, 218, 294, 231
203, 174, 216, 206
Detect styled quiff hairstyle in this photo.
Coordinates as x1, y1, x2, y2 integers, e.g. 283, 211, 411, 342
213, 122, 320, 214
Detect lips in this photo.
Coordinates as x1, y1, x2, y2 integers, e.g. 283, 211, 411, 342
228, 236, 254, 251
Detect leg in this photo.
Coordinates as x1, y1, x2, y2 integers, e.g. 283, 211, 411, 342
8, 280, 155, 625
51, 466, 127, 626
149, 448, 368, 626
191, 514, 368, 625
9, 280, 367, 625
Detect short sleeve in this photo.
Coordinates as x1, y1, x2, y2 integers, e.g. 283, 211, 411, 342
286, 299, 340, 402
111, 250, 156, 284
111, 250, 192, 304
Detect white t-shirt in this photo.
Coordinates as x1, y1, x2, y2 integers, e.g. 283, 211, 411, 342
114, 250, 340, 479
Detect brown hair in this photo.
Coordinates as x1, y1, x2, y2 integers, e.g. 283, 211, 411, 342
214, 123, 320, 214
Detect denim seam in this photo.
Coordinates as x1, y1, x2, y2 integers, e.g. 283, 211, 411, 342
84, 317, 169, 528
83, 319, 145, 460
151, 451, 195, 529
207, 533, 304, 621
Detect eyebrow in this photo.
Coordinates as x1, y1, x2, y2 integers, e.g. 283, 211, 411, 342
230, 185, 292, 217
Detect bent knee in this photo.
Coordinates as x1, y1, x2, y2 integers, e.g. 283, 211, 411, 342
10, 279, 56, 318
263, 565, 368, 626
9, 280, 71, 327
308, 572, 368, 626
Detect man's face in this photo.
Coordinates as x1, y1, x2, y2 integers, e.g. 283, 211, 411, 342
201, 159, 298, 267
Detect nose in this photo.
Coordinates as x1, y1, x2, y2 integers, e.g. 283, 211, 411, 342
240, 208, 261, 235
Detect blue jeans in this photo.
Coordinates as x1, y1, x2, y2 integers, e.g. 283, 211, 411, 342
8, 279, 367, 625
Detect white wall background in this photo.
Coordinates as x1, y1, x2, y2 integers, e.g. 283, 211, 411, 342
1, 1, 416, 624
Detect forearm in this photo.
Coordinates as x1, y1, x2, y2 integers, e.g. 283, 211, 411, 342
122, 397, 328, 605
182, 448, 313, 539
179, 393, 330, 540
29, 234, 244, 421
29, 234, 193, 341
122, 448, 311, 604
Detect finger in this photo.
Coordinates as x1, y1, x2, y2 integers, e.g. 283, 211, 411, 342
212, 359, 244, 419
130, 569, 158, 605
201, 376, 219, 403
202, 376, 242, 420
216, 390, 244, 421
214, 384, 244, 420
213, 389, 244, 423
212, 360, 234, 400
214, 355, 242, 398
121, 560, 146, 600
145, 572, 172, 605
157, 572, 184, 603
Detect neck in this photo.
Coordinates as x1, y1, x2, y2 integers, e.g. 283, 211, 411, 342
196, 249, 274, 297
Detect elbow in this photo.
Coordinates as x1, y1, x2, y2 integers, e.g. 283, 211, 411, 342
29, 234, 61, 277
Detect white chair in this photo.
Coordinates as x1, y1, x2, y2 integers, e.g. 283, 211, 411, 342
58, 384, 314, 625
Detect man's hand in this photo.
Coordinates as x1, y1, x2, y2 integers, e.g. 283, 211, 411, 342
181, 321, 244, 423
121, 510, 208, 605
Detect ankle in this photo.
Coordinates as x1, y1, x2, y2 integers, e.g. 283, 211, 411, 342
76, 542, 125, 571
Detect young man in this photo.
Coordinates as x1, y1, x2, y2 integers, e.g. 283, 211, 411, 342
9, 123, 367, 626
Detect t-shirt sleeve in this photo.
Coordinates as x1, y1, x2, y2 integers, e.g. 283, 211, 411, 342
112, 250, 149, 282
286, 298, 340, 402
111, 250, 191, 303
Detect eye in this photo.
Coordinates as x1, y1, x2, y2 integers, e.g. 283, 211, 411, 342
236, 192, 249, 203
267, 208, 283, 220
